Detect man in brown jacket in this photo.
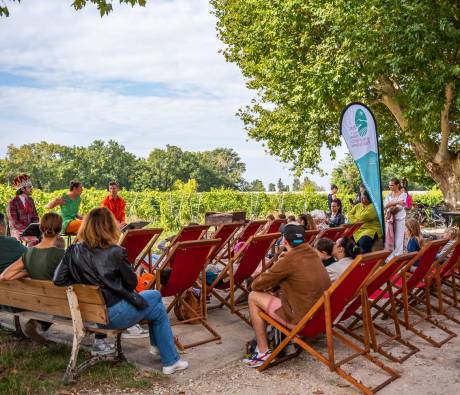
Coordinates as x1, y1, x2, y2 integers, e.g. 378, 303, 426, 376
244, 224, 331, 368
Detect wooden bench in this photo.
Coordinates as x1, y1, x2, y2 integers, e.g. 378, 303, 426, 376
0, 279, 125, 384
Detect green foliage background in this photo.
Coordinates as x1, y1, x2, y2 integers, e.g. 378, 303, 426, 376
0, 183, 443, 232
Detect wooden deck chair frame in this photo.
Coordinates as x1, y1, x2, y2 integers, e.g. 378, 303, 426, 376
207, 233, 280, 326
155, 239, 222, 350
372, 239, 456, 348
118, 228, 163, 272
257, 251, 400, 394
263, 218, 286, 234
337, 252, 420, 363
342, 222, 364, 239
208, 222, 245, 263
413, 239, 460, 325
305, 229, 320, 245
152, 224, 210, 272
316, 226, 347, 242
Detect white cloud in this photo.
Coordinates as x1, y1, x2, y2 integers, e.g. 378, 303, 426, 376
0, 0, 347, 189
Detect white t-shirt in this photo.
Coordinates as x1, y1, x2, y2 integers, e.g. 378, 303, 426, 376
326, 257, 353, 282
19, 194, 27, 206
384, 192, 407, 220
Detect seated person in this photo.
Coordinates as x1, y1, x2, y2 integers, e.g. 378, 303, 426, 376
328, 199, 346, 227
314, 237, 336, 267
405, 218, 423, 254
326, 237, 361, 282
437, 226, 459, 260
0, 212, 27, 275
53, 207, 188, 375
244, 224, 331, 367
46, 180, 84, 235
298, 213, 315, 230
311, 209, 328, 231
0, 213, 65, 342
101, 181, 126, 228
346, 190, 381, 253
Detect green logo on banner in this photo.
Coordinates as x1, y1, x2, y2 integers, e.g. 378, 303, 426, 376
355, 109, 367, 137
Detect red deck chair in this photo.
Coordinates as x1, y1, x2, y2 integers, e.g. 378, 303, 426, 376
305, 229, 320, 245
119, 228, 163, 272
263, 218, 286, 234
151, 224, 210, 271
155, 239, 222, 350
414, 239, 460, 325
342, 222, 364, 239
207, 233, 280, 325
209, 222, 245, 262
237, 220, 267, 244
257, 251, 400, 394
372, 239, 456, 348
337, 252, 419, 363
316, 226, 346, 242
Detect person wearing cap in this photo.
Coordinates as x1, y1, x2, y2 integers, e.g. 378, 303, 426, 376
243, 224, 331, 368
7, 174, 40, 246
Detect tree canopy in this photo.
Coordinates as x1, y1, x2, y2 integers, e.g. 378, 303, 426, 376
211, 0, 460, 206
0, 0, 147, 17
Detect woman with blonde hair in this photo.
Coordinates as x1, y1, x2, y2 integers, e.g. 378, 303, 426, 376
405, 218, 423, 253
53, 207, 188, 375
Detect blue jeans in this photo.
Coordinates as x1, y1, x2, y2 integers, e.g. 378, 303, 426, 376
106, 290, 179, 367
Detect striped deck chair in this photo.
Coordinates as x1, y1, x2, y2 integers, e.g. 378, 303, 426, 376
119, 228, 163, 272
337, 252, 419, 363
257, 251, 399, 394
155, 239, 222, 350
207, 233, 280, 325
371, 239, 456, 348
316, 226, 346, 242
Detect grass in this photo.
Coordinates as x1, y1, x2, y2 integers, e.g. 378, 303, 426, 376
0, 329, 164, 395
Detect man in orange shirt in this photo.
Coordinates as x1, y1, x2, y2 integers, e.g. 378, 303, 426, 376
101, 181, 126, 228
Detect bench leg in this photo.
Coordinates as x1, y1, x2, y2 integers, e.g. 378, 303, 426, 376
62, 324, 84, 384
13, 315, 26, 339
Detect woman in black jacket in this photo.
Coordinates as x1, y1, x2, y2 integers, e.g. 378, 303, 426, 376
328, 199, 346, 227
53, 207, 187, 375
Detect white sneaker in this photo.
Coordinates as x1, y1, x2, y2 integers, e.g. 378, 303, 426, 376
149, 345, 160, 356
91, 339, 116, 356
162, 359, 189, 375
122, 324, 149, 339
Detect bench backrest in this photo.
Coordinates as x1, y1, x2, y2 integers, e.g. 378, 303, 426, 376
0, 279, 108, 324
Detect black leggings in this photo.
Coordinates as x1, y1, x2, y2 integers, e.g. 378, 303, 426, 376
358, 235, 376, 254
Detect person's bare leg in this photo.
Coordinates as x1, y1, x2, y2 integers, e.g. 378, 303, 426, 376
248, 291, 275, 353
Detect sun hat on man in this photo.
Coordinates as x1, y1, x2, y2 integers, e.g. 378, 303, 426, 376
282, 223, 305, 246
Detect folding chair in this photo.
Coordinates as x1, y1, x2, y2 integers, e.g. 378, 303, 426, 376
342, 222, 364, 239
337, 252, 420, 363
119, 228, 163, 272
263, 218, 286, 234
305, 229, 320, 245
237, 220, 267, 244
208, 222, 245, 263
415, 239, 460, 325
207, 233, 280, 325
372, 239, 456, 348
155, 239, 222, 350
152, 224, 210, 271
316, 226, 346, 242
258, 251, 400, 394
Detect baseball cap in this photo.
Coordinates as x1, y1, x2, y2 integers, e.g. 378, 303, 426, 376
282, 224, 305, 245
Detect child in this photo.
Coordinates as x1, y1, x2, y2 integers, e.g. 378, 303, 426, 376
405, 218, 423, 253
437, 227, 460, 260
314, 238, 336, 267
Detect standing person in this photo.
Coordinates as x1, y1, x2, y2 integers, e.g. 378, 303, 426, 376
244, 224, 330, 367
53, 207, 188, 374
46, 180, 84, 235
384, 178, 407, 258
401, 187, 413, 210
101, 181, 126, 228
0, 212, 27, 275
328, 199, 346, 227
347, 190, 382, 253
328, 184, 338, 212
7, 174, 39, 246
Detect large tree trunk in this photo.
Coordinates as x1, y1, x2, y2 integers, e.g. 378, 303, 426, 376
426, 156, 460, 209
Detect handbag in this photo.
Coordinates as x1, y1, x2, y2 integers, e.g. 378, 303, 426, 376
173, 288, 201, 324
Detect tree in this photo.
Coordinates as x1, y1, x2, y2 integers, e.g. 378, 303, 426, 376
248, 179, 265, 192
1, 0, 147, 17
277, 178, 285, 193
300, 176, 324, 192
268, 183, 276, 192
330, 154, 362, 194
211, 1, 460, 207
292, 177, 301, 191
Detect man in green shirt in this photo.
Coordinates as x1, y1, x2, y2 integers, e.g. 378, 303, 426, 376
0, 213, 27, 274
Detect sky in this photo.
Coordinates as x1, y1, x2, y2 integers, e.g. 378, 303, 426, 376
0, 0, 347, 189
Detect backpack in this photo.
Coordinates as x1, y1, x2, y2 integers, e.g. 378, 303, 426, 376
173, 288, 201, 325
246, 325, 286, 356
